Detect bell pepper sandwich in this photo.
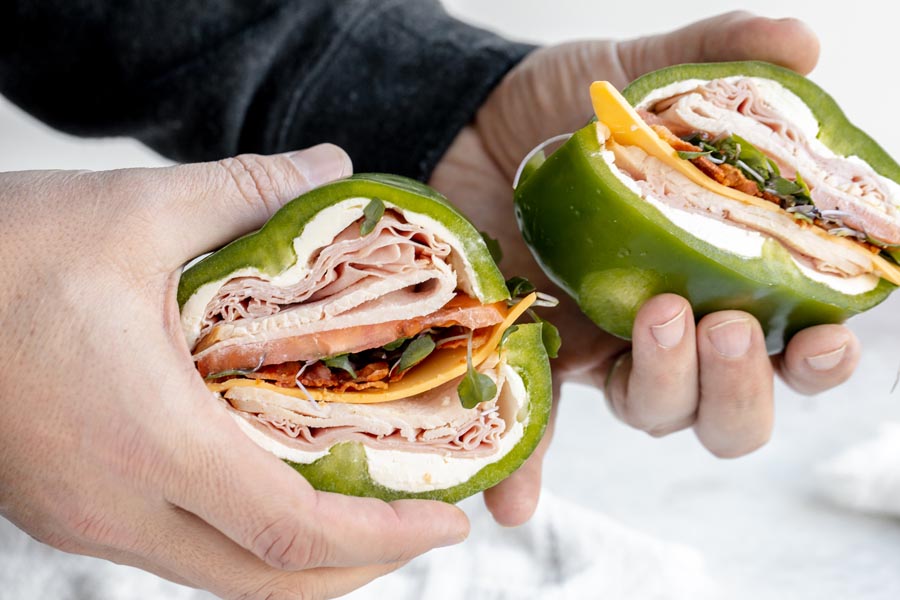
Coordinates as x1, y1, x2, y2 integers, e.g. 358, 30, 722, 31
178, 174, 552, 502
514, 61, 900, 351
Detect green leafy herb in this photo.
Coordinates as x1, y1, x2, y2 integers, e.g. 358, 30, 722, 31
498, 324, 520, 350
323, 354, 357, 378
505, 276, 536, 298
360, 197, 385, 236
457, 334, 497, 409
480, 231, 504, 264
382, 337, 408, 351
397, 335, 435, 372
732, 134, 771, 177
766, 176, 803, 198
204, 368, 258, 381
528, 310, 561, 359
681, 133, 815, 211
676, 150, 713, 160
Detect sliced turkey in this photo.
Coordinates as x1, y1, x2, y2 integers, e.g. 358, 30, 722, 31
637, 77, 900, 245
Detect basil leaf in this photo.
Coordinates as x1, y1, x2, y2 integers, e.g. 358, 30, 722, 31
767, 176, 803, 197
480, 231, 504, 264
382, 337, 408, 351
498, 324, 519, 350
323, 354, 357, 378
715, 135, 741, 163
528, 310, 561, 359
677, 150, 712, 160
360, 197, 385, 236
505, 276, 536, 298
732, 134, 771, 178
397, 335, 435, 372
457, 334, 496, 409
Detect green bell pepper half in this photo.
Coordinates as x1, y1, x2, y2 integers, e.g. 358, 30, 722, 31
514, 61, 899, 353
179, 173, 551, 502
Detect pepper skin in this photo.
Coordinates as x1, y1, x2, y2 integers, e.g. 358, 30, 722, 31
514, 62, 899, 353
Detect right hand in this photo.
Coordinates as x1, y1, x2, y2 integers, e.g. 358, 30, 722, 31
0, 144, 469, 599
432, 12, 860, 525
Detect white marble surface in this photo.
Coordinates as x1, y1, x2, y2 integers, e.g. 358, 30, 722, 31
3, 1, 900, 598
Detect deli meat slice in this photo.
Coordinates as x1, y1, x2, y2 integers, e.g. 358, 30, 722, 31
224, 361, 512, 457
197, 211, 456, 344
638, 77, 900, 244
192, 210, 483, 374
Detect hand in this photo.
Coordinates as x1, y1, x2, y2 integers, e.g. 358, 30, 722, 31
430, 12, 858, 525
0, 145, 469, 599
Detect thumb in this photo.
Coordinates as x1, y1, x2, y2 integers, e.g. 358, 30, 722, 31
615, 11, 820, 85
155, 143, 352, 264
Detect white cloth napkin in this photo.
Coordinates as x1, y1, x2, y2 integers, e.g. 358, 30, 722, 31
345, 490, 715, 600
1, 490, 713, 600
818, 422, 900, 518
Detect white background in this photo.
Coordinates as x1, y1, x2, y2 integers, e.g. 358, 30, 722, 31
2, 1, 900, 598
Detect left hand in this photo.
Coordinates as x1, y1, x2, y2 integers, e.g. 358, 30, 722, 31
430, 11, 859, 526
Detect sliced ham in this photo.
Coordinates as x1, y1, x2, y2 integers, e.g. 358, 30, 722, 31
197, 211, 456, 344
192, 209, 488, 374
638, 77, 900, 245
224, 358, 512, 457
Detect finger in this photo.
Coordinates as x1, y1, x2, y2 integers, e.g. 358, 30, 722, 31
616, 11, 820, 85
133, 503, 407, 600
775, 324, 861, 395
148, 143, 352, 262
605, 294, 699, 436
482, 385, 559, 527
694, 311, 774, 458
161, 385, 468, 571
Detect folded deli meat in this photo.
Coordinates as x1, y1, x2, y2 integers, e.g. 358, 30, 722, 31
178, 175, 551, 501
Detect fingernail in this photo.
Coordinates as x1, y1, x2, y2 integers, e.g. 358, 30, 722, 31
287, 144, 352, 186
707, 318, 752, 358
805, 345, 846, 371
650, 307, 686, 349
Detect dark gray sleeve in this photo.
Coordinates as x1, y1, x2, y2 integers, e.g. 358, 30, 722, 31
0, 0, 534, 180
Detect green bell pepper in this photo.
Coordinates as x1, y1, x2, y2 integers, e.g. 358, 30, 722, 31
514, 61, 899, 353
179, 173, 551, 503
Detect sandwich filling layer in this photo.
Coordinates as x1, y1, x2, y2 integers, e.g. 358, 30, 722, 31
591, 79, 900, 287
184, 201, 530, 487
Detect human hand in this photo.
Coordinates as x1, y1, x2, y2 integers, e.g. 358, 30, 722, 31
431, 12, 859, 525
0, 145, 469, 599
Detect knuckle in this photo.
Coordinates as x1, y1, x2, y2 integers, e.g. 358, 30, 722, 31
217, 154, 287, 216
250, 516, 327, 570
